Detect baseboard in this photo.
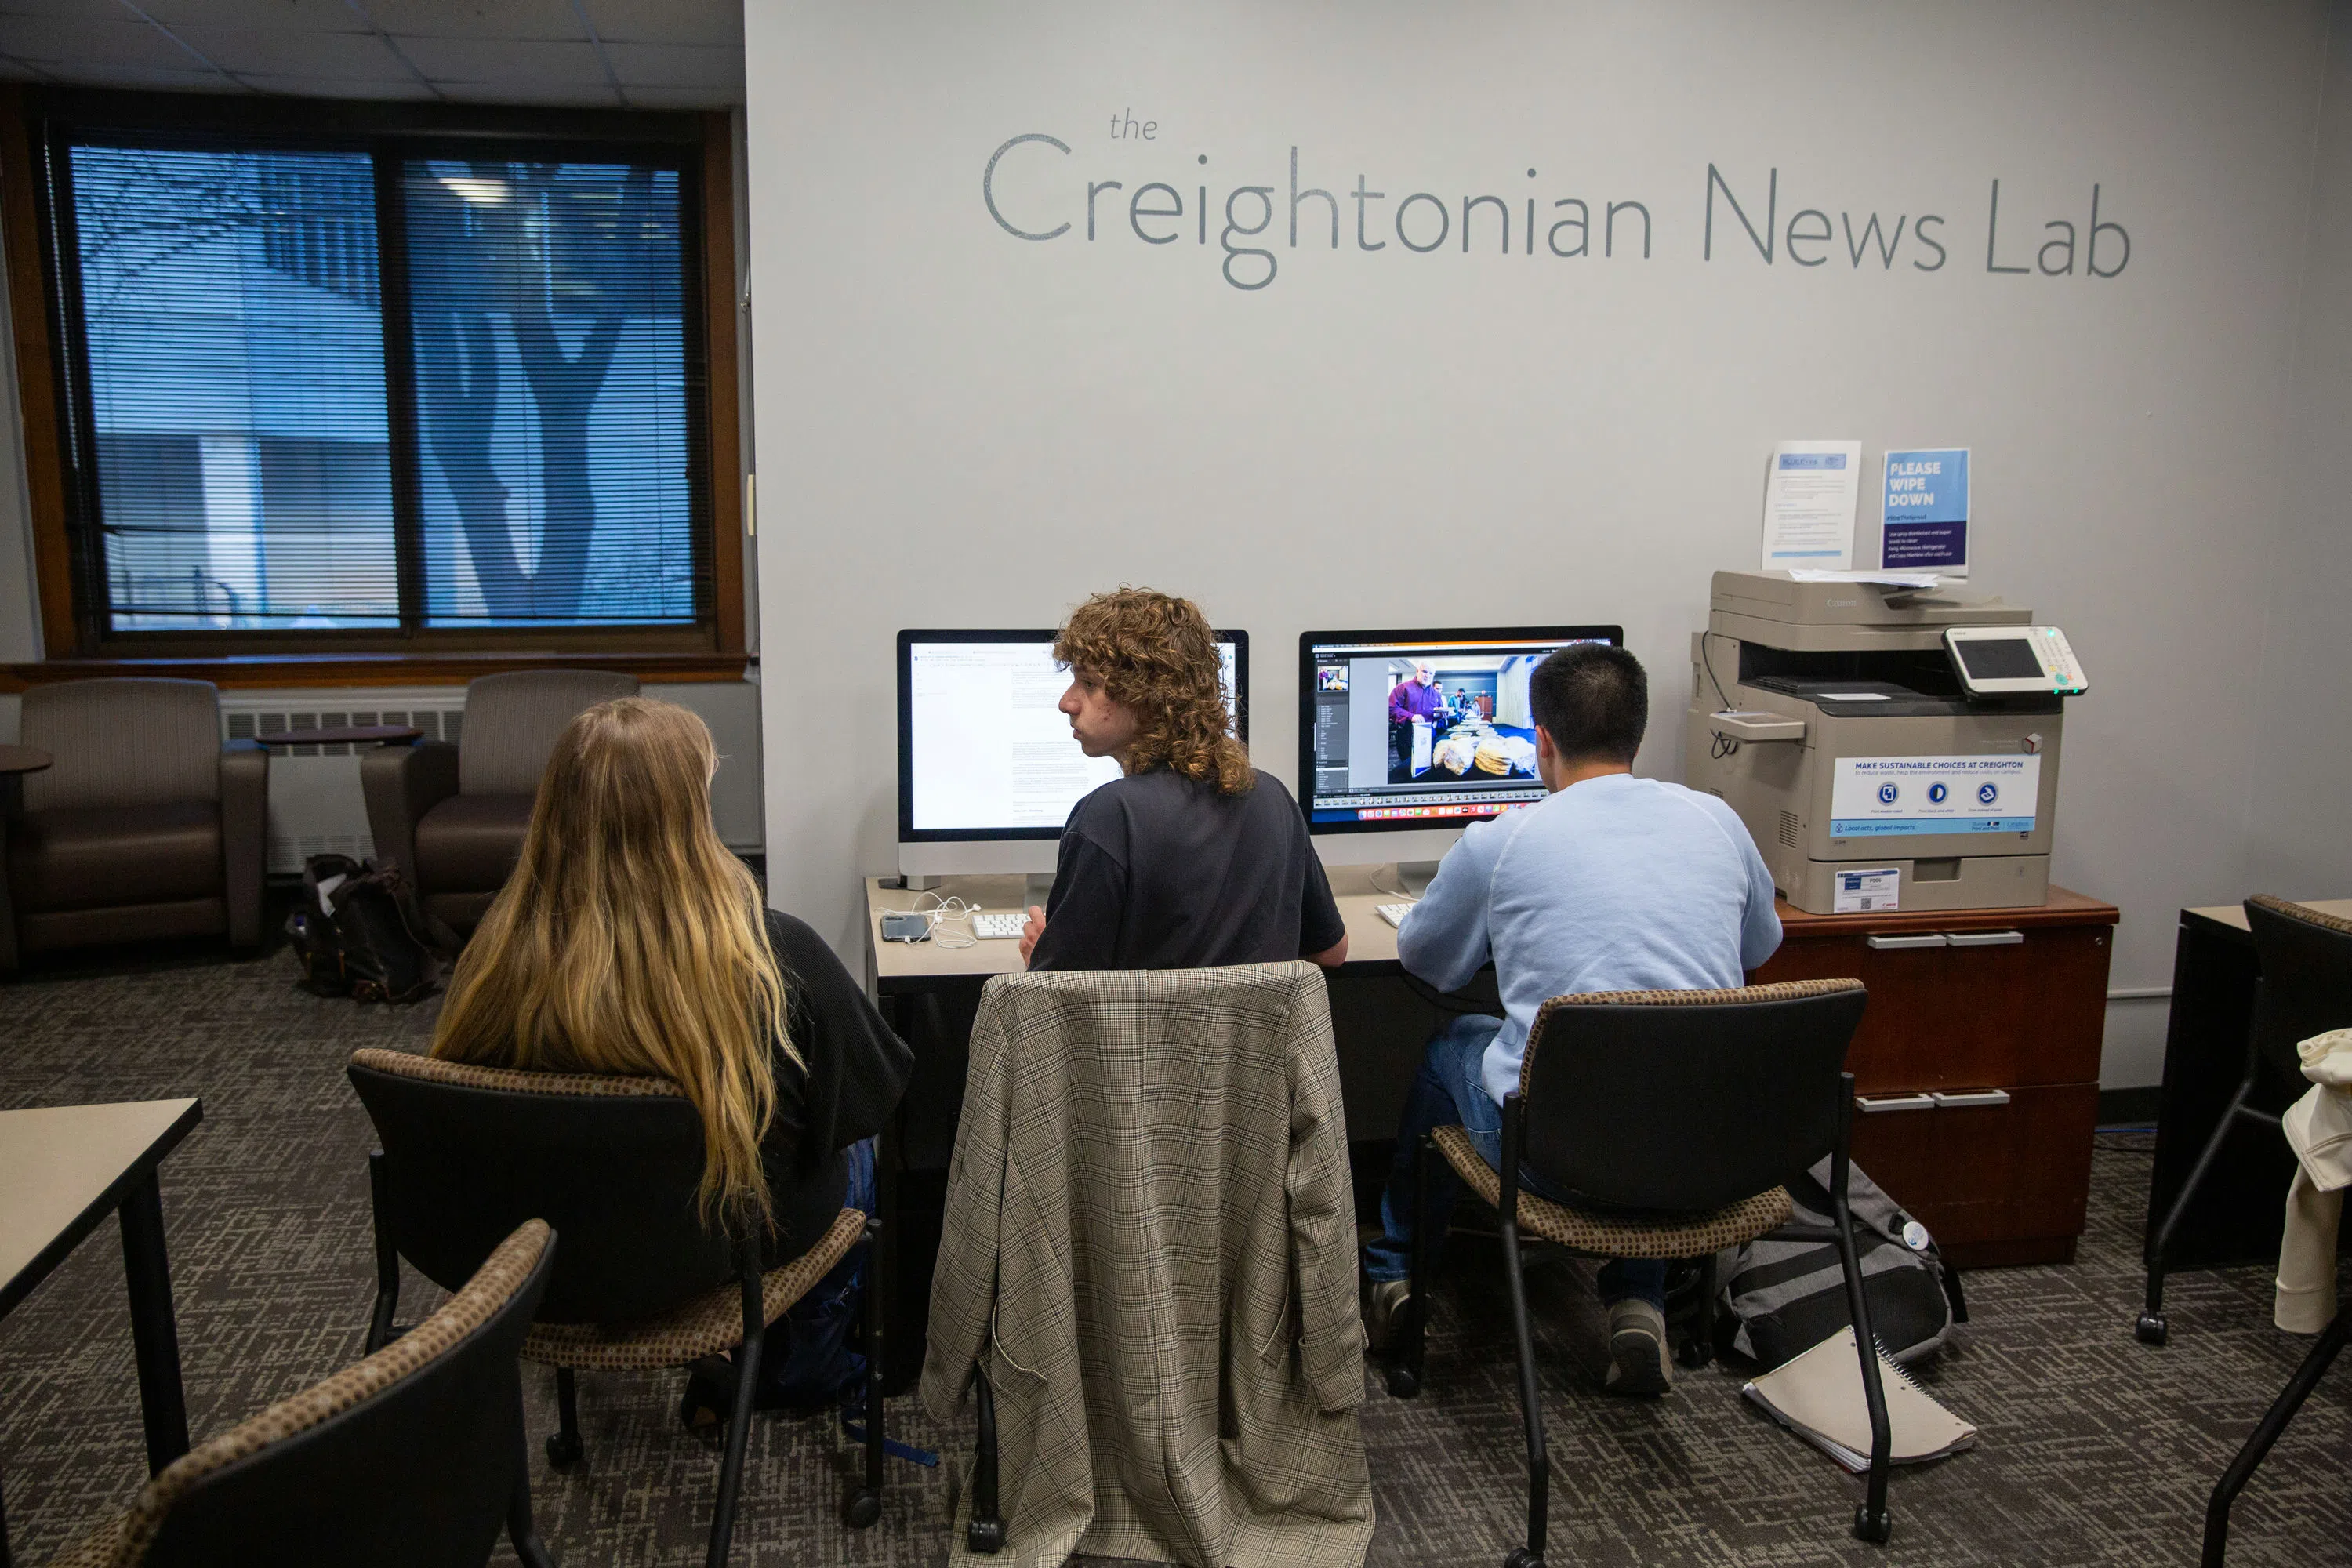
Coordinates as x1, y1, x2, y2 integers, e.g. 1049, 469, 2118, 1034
2097, 1086, 2161, 1127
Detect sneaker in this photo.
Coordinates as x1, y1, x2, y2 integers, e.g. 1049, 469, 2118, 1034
1363, 1278, 1414, 1354
1604, 1298, 1672, 1396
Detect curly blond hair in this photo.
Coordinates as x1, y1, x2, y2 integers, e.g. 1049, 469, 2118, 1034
1054, 587, 1254, 795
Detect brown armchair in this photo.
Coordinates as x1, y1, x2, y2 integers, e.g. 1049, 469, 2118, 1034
361, 670, 637, 941
0, 677, 267, 971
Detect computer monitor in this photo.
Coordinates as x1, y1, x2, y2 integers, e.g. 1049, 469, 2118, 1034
1298, 625, 1621, 887
896, 629, 1248, 880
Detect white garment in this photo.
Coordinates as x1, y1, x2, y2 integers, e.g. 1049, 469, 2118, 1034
2274, 1029, 2352, 1332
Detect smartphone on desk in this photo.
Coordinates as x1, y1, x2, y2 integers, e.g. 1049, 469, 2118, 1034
880, 911, 932, 943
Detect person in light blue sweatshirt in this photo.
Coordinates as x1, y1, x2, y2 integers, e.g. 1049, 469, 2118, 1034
1360, 642, 1783, 1396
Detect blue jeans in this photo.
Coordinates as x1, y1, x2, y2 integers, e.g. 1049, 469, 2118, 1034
1364, 1014, 1668, 1311
761, 1137, 875, 1407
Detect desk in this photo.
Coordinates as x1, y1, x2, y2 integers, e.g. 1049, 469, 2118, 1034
2146, 899, 2352, 1273
862, 866, 1444, 1385
1751, 887, 2119, 1267
0, 747, 52, 775
0, 1098, 202, 1565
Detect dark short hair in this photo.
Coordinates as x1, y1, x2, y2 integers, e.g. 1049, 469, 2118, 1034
1528, 644, 1647, 764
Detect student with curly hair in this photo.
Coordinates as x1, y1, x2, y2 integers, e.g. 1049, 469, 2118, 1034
1020, 586, 1349, 972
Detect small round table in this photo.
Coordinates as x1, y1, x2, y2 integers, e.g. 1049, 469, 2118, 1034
251, 726, 422, 748
0, 744, 54, 775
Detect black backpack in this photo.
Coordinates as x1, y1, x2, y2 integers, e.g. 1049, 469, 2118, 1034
1719, 1156, 1963, 1368
285, 855, 439, 1004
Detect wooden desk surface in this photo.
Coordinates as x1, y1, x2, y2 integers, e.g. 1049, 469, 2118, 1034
2186, 897, 2352, 934
864, 863, 1410, 987
1776, 884, 2119, 937
0, 1098, 201, 1316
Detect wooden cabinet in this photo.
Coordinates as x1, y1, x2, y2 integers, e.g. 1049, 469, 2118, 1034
1751, 886, 2118, 1268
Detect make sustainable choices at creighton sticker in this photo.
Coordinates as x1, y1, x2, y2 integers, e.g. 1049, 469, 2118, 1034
982, 132, 2136, 292
1829, 755, 2039, 838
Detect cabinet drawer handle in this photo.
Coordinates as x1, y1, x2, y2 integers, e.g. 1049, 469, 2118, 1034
1944, 930, 2025, 948
1929, 1089, 2013, 1109
1866, 933, 1948, 950
1856, 1093, 1938, 1112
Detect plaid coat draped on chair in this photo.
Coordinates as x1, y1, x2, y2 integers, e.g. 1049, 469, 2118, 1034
920, 963, 1373, 1568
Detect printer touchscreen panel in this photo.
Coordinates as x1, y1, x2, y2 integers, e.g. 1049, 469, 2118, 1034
1955, 637, 2042, 681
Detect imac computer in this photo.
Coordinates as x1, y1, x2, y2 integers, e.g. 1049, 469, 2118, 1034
1298, 625, 1621, 894
896, 628, 1248, 893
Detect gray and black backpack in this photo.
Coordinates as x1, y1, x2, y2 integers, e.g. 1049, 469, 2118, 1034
1719, 1156, 1962, 1368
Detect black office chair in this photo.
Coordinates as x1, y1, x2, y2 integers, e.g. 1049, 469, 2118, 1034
1387, 978, 1895, 1563
2140, 895, 2352, 1346
41, 1220, 558, 1568
346, 1050, 886, 1568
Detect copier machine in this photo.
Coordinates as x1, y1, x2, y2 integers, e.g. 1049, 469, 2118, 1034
1686, 571, 2089, 915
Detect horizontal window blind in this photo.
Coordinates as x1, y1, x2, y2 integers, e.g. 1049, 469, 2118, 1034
404, 159, 699, 627
69, 144, 398, 630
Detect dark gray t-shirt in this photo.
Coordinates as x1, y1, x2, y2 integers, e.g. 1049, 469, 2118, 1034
1027, 768, 1346, 972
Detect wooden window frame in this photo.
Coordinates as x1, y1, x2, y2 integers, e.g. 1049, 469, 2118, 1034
0, 86, 746, 689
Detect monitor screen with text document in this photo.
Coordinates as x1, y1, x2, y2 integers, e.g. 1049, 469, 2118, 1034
896, 630, 1248, 864
1298, 626, 1621, 861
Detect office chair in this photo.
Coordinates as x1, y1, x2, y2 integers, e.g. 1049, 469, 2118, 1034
1387, 978, 1896, 1562
359, 670, 635, 942
346, 1049, 885, 1568
2139, 895, 2352, 1346
39, 1221, 558, 1568
2, 678, 266, 971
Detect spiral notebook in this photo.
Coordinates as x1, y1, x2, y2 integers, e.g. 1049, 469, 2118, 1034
1741, 1327, 1977, 1472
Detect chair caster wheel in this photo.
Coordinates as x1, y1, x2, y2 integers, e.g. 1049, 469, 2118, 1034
1385, 1364, 1421, 1399
845, 1487, 881, 1529
967, 1518, 1006, 1554
1504, 1549, 1546, 1568
1676, 1338, 1712, 1370
1853, 1504, 1893, 1544
2135, 1312, 2169, 1347
543, 1430, 583, 1468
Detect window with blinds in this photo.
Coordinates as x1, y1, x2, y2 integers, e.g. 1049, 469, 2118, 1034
44, 128, 710, 642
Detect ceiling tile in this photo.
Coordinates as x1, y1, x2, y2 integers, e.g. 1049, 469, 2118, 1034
393, 33, 601, 82
171, 26, 409, 78
434, 78, 618, 106
241, 72, 437, 100
584, 0, 739, 48
358, 0, 583, 40
603, 40, 736, 90
136, 0, 370, 30
618, 84, 738, 109
0, 15, 211, 71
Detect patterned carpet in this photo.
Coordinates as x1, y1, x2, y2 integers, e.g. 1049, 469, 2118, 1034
2, 939, 2347, 1567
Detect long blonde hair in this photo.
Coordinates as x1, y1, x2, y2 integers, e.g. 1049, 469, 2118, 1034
431, 697, 793, 1231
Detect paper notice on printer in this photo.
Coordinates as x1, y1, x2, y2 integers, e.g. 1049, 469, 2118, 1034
1761, 441, 1863, 571
1834, 868, 1901, 913
1830, 755, 2040, 837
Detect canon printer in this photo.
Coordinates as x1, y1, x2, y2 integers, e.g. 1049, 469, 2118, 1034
1685, 571, 2089, 915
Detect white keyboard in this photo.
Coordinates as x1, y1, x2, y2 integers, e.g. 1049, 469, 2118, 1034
969, 911, 1028, 940
1376, 903, 1416, 929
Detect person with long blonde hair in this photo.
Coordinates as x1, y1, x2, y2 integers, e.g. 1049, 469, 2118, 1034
433, 696, 911, 1417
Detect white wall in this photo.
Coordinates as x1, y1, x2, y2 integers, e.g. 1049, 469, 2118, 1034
2245, 2, 2352, 905
746, 0, 2335, 1089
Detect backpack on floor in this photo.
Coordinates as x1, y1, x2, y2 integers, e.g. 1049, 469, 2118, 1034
285, 855, 438, 1004
1719, 1156, 1958, 1369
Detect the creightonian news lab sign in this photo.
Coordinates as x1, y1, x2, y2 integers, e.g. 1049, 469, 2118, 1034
982, 126, 2132, 292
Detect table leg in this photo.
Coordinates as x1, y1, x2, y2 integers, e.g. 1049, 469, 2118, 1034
118, 1171, 191, 1475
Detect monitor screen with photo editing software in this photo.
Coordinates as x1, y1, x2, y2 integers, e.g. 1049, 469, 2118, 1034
1298, 626, 1621, 833
897, 629, 1247, 842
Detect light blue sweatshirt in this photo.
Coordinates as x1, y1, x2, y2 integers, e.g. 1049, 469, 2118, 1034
1396, 771, 1784, 1108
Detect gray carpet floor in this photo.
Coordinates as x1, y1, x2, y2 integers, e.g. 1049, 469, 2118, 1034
2, 942, 2347, 1566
